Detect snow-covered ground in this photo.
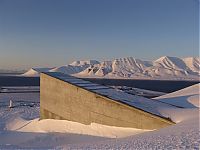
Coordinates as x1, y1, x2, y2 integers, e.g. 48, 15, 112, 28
65, 109, 199, 150
22, 56, 200, 80
0, 84, 199, 149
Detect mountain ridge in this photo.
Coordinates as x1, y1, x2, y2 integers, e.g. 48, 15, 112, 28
22, 56, 200, 80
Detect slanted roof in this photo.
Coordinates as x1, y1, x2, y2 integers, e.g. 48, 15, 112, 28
43, 72, 175, 119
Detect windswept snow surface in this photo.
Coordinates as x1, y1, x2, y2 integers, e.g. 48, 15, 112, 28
154, 83, 200, 108
6, 118, 149, 138
0, 84, 199, 149
64, 109, 199, 150
0, 107, 149, 149
22, 56, 200, 80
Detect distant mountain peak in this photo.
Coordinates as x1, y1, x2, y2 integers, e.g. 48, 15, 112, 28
22, 68, 53, 77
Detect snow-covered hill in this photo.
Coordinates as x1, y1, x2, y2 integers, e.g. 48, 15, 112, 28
22, 56, 200, 80
22, 68, 53, 77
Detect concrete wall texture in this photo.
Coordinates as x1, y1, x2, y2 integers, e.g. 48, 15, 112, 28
40, 73, 174, 130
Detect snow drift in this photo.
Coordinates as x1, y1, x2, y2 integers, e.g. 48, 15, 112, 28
154, 83, 200, 108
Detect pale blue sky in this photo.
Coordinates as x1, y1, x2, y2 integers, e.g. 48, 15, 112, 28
0, 0, 198, 69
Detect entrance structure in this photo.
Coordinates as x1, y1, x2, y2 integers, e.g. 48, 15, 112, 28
40, 72, 174, 130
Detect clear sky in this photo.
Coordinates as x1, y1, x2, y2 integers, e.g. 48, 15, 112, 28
0, 0, 198, 70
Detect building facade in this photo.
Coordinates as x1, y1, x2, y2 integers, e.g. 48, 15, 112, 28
40, 72, 174, 130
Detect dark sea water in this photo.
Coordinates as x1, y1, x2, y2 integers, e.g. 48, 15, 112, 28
83, 78, 199, 93
0, 75, 39, 86
0, 75, 199, 93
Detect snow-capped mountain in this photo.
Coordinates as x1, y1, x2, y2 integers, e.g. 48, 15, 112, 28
182, 57, 200, 74
22, 56, 200, 80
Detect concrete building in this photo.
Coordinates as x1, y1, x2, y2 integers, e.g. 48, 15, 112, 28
40, 72, 174, 130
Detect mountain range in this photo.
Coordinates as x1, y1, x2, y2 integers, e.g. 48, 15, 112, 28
22, 56, 200, 80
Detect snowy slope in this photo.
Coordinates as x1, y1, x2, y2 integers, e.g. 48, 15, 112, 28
108, 57, 148, 78
154, 56, 188, 70
183, 57, 200, 74
76, 61, 112, 77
